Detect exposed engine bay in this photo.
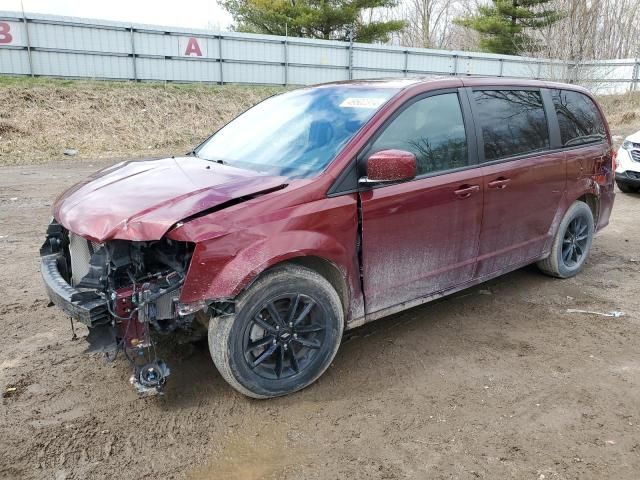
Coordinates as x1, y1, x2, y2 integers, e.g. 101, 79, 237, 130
41, 220, 204, 396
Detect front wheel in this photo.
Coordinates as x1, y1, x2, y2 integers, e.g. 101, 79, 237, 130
209, 264, 344, 399
537, 201, 594, 279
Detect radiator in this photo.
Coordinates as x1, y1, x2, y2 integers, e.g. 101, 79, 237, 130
68, 232, 92, 286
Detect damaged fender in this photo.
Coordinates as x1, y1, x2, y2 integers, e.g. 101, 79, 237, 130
168, 196, 364, 323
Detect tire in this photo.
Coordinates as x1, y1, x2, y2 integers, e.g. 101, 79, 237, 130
616, 181, 636, 194
208, 264, 344, 399
537, 201, 594, 279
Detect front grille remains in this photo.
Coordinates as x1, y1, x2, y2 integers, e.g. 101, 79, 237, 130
68, 232, 92, 286
67, 232, 180, 319
630, 149, 640, 163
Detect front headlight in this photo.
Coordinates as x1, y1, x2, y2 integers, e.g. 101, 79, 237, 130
622, 140, 637, 150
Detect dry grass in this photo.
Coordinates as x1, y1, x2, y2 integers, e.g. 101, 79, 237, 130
0, 77, 285, 165
597, 91, 640, 142
0, 76, 638, 165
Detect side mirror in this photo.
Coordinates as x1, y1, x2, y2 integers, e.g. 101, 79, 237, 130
361, 149, 417, 184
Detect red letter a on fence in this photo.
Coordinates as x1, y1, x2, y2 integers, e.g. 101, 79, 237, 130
184, 38, 202, 56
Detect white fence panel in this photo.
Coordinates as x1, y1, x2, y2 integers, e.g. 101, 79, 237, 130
406, 53, 453, 75
352, 69, 404, 80
223, 38, 282, 63
133, 32, 172, 57
222, 62, 283, 84
288, 43, 348, 68
0, 48, 30, 74
353, 47, 404, 71
287, 65, 347, 85
29, 22, 130, 54
32, 50, 133, 78
538, 62, 567, 80
501, 60, 536, 78
467, 57, 501, 76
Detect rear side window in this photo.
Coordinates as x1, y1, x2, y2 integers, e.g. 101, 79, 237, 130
370, 93, 468, 176
473, 90, 549, 161
551, 89, 606, 147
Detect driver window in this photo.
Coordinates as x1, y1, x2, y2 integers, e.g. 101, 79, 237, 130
370, 93, 469, 176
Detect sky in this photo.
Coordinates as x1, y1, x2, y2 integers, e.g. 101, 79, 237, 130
0, 0, 234, 30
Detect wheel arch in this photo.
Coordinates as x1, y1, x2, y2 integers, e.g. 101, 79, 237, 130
182, 231, 358, 321
577, 193, 599, 225
236, 255, 350, 322
281, 256, 349, 319
544, 187, 599, 256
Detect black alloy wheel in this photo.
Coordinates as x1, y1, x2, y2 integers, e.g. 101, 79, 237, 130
242, 294, 327, 380
561, 215, 590, 268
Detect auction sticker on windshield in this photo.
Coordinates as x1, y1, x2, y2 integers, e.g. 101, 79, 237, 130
340, 97, 388, 109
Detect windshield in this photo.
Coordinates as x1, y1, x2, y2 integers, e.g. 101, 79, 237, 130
196, 85, 399, 179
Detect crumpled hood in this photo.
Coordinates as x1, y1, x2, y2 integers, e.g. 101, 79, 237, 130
54, 156, 287, 242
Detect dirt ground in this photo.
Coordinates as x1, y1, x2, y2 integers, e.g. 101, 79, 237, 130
1, 159, 639, 480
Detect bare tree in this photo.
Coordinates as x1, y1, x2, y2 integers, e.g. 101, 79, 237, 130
398, 0, 458, 48
516, 0, 639, 90
378, 0, 479, 49
376, 0, 639, 92
531, 0, 640, 61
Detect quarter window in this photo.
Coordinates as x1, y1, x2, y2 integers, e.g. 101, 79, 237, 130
370, 93, 468, 176
473, 90, 550, 161
551, 89, 606, 147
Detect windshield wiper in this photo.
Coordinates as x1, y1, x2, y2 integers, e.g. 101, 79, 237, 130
187, 151, 225, 165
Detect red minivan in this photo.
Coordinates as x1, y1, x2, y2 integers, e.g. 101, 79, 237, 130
41, 77, 615, 398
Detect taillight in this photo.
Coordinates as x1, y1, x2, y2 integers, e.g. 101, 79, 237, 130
611, 148, 617, 171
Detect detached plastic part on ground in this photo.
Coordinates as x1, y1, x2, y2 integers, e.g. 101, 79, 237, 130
566, 309, 625, 318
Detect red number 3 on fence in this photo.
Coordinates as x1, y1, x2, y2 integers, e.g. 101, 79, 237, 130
0, 22, 13, 44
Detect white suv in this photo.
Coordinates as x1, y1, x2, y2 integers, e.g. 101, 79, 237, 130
615, 131, 640, 193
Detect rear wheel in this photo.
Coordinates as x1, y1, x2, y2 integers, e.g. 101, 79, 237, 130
537, 201, 594, 279
209, 264, 343, 398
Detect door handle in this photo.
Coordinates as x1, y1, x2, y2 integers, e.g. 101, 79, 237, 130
454, 184, 480, 199
488, 178, 511, 189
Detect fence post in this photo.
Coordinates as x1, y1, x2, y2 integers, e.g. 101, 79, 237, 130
404, 50, 409, 77
452, 54, 458, 75
348, 29, 353, 80
218, 35, 224, 85
536, 61, 542, 80
632, 58, 639, 92
129, 26, 137, 81
567, 61, 577, 84
498, 58, 504, 77
283, 37, 289, 86
21, 9, 33, 77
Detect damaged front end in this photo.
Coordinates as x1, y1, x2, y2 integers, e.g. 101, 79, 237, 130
40, 220, 203, 396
